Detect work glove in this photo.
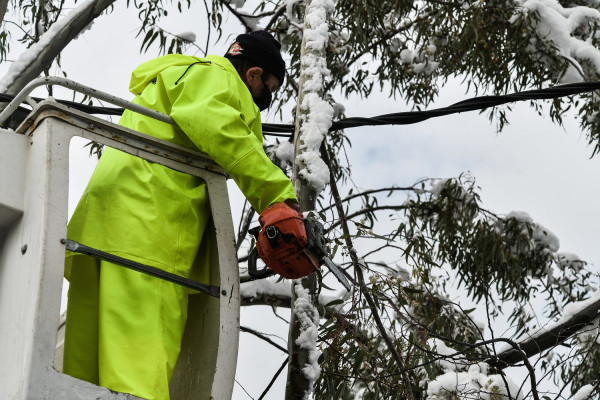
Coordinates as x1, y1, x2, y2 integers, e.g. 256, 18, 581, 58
251, 202, 319, 279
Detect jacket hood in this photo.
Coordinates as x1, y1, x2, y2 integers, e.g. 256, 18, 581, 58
129, 54, 204, 96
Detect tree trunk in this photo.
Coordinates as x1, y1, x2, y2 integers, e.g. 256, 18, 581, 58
285, 55, 320, 400
0, 0, 116, 96
0, 0, 8, 29
285, 0, 334, 398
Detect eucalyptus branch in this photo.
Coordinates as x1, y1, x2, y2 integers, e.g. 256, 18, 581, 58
324, 9, 438, 93
319, 184, 424, 214
319, 337, 377, 394
490, 295, 600, 369
202, 0, 211, 57
322, 144, 415, 400
240, 290, 291, 308
265, 4, 286, 31
552, 330, 600, 400
326, 205, 409, 232
240, 325, 288, 354
431, 334, 541, 400
560, 55, 587, 82
0, 0, 8, 28
151, 25, 203, 53
390, 323, 541, 400
3, 20, 35, 41
236, 202, 256, 252
221, 0, 256, 32
258, 357, 289, 400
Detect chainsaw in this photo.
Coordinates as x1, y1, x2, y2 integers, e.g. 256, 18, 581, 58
248, 203, 351, 291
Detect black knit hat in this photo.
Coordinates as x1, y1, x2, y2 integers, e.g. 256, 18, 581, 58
224, 31, 286, 85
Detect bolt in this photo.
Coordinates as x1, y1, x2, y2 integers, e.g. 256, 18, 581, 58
21, 244, 27, 254
221, 289, 227, 296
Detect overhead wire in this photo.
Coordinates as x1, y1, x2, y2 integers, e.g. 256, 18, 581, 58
2, 81, 600, 135
263, 81, 600, 136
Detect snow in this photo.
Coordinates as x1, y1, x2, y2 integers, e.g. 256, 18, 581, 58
400, 49, 414, 64
293, 281, 322, 400
331, 101, 345, 119
227, 0, 246, 8
558, 289, 600, 325
505, 210, 560, 252
240, 278, 348, 310
497, 289, 600, 352
0, 0, 99, 93
175, 31, 196, 43
556, 252, 585, 271
572, 384, 595, 400
296, 0, 336, 194
240, 277, 292, 300
269, 140, 295, 168
426, 340, 523, 400
513, 0, 600, 83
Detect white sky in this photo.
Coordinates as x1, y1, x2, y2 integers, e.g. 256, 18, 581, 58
2, 1, 600, 398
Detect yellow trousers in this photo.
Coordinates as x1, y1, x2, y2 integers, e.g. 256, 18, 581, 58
63, 255, 189, 400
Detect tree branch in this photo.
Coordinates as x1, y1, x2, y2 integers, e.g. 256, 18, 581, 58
0, 0, 117, 95
240, 325, 288, 354
258, 357, 289, 400
326, 205, 409, 232
322, 144, 415, 400
221, 0, 258, 32
236, 201, 255, 253
318, 184, 424, 214
0, 0, 8, 28
241, 290, 291, 308
489, 294, 600, 369
265, 5, 286, 31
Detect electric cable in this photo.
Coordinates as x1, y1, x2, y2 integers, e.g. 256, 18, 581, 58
0, 93, 124, 116
2, 81, 599, 135
263, 81, 600, 136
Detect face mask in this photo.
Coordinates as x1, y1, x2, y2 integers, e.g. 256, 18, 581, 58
253, 77, 272, 111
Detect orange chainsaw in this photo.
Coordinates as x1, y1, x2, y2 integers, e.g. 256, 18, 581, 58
248, 202, 351, 291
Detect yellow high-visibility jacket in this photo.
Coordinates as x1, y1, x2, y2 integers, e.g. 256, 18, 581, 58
63, 54, 296, 400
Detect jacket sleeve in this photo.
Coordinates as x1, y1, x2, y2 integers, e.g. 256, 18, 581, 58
165, 64, 297, 213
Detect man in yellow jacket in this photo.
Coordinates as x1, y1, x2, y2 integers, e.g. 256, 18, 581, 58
63, 31, 297, 399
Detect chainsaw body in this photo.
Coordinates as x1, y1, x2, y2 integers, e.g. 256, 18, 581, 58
250, 203, 319, 279
248, 203, 351, 290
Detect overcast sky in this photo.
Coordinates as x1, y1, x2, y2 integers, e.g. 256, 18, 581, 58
2, 1, 600, 398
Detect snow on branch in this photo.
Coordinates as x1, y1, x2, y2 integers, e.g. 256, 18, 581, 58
0, 0, 115, 95
426, 339, 524, 400
514, 0, 600, 83
292, 281, 321, 400
240, 277, 348, 310
490, 290, 600, 368
295, 0, 336, 194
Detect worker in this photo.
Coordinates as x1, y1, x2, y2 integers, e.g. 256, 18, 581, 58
63, 30, 299, 400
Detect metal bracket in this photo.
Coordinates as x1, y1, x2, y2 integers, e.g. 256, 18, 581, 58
64, 239, 220, 298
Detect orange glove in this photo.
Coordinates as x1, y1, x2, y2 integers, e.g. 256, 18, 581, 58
254, 202, 319, 279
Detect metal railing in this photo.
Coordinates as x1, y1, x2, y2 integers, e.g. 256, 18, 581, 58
0, 76, 176, 126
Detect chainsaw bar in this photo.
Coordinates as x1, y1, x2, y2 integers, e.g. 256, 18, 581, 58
322, 255, 352, 292
304, 215, 352, 292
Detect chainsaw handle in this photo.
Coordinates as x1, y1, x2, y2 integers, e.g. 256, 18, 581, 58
248, 247, 273, 279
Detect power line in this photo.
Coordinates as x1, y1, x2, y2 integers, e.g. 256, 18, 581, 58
3, 81, 599, 135
264, 81, 600, 136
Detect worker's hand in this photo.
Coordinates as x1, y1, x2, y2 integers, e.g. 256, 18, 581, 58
255, 202, 318, 279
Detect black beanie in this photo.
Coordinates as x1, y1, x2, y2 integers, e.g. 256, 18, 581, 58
224, 31, 286, 85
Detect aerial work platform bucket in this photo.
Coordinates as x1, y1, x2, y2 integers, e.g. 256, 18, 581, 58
0, 79, 240, 399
